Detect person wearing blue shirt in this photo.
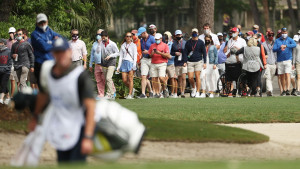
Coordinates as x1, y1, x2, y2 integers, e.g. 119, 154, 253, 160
273, 28, 297, 96
137, 27, 155, 99
31, 13, 60, 85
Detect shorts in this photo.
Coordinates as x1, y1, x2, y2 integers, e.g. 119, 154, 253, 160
120, 60, 134, 73
166, 64, 176, 78
150, 63, 167, 77
187, 61, 203, 72
225, 63, 242, 81
9, 67, 18, 82
140, 58, 152, 76
175, 66, 187, 76
277, 60, 292, 75
217, 63, 225, 75
295, 63, 300, 76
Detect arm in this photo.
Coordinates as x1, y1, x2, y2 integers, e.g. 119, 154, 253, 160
286, 39, 297, 48
235, 47, 244, 55
214, 46, 218, 65
31, 33, 53, 52
82, 42, 88, 68
89, 45, 94, 68
273, 40, 281, 52
293, 48, 296, 65
109, 42, 120, 58
117, 46, 123, 71
201, 43, 207, 63
27, 44, 35, 69
170, 43, 176, 56
133, 45, 137, 70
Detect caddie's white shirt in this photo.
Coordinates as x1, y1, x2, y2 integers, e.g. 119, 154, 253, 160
225, 37, 247, 64
199, 33, 220, 47
42, 60, 85, 151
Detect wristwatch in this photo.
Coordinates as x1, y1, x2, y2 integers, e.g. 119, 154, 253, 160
84, 135, 94, 140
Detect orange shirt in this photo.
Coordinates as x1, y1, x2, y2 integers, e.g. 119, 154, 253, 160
133, 38, 142, 64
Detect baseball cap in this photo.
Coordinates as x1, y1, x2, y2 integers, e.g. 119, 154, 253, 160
192, 28, 199, 33
52, 38, 70, 52
164, 31, 172, 38
175, 30, 182, 35
155, 33, 162, 40
281, 27, 287, 31
36, 13, 48, 23
217, 32, 223, 36
223, 32, 227, 35
131, 30, 138, 35
231, 27, 238, 32
149, 24, 157, 29
8, 27, 16, 33
293, 35, 299, 42
0, 39, 7, 45
137, 27, 146, 36
253, 25, 259, 29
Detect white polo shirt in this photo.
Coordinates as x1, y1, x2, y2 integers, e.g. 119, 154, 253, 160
69, 39, 88, 61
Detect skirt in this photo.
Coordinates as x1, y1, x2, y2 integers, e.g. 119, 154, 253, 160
120, 60, 134, 73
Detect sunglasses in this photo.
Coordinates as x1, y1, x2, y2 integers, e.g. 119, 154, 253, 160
268, 35, 274, 37
126, 36, 132, 38
72, 34, 79, 36
17, 33, 22, 36
132, 33, 135, 36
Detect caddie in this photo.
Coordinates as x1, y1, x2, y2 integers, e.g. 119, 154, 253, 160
28, 37, 96, 163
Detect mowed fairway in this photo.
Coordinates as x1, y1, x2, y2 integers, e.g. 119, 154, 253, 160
117, 97, 300, 123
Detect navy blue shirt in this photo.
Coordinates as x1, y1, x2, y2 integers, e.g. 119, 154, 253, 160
140, 35, 155, 58
171, 40, 187, 66
184, 39, 206, 63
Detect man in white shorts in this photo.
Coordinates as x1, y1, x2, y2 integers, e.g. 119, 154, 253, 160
273, 27, 297, 96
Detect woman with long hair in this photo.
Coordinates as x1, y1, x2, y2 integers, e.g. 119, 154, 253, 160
117, 32, 137, 99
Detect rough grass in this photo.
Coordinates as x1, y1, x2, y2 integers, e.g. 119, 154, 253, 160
117, 97, 300, 123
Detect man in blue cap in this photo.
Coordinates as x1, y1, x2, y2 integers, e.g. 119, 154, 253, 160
29, 37, 96, 163
137, 27, 155, 98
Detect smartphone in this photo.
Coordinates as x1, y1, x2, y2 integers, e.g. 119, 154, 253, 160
153, 49, 157, 52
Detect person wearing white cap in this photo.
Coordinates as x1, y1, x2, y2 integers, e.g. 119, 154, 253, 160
184, 28, 207, 98
292, 34, 300, 95
31, 13, 60, 86
164, 31, 175, 98
7, 27, 16, 49
148, 33, 171, 98
171, 30, 187, 98
148, 24, 157, 36
217, 32, 224, 45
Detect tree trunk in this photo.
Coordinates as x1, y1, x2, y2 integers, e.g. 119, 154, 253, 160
287, 0, 297, 34
262, 0, 270, 32
197, 0, 215, 33
296, 0, 300, 27
249, 0, 262, 27
0, 0, 14, 21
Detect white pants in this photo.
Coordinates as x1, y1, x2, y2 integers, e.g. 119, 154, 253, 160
201, 64, 218, 92
265, 64, 276, 92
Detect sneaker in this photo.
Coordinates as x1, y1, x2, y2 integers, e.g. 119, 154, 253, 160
228, 93, 233, 98
291, 88, 297, 96
132, 88, 136, 97
4, 99, 10, 105
194, 92, 200, 98
286, 90, 291, 96
0, 99, 3, 104
209, 93, 214, 98
149, 92, 154, 98
160, 94, 164, 99
200, 93, 206, 98
297, 91, 300, 96
181, 94, 185, 98
163, 90, 169, 98
126, 95, 134, 100
138, 94, 147, 99
154, 94, 160, 98
266, 91, 273, 97
173, 94, 178, 98
191, 88, 196, 97
281, 91, 286, 96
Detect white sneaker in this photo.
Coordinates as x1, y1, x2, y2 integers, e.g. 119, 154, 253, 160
191, 88, 196, 97
195, 92, 201, 98
200, 93, 206, 98
126, 95, 134, 100
4, 99, 10, 105
173, 94, 178, 98
0, 99, 3, 104
209, 93, 214, 98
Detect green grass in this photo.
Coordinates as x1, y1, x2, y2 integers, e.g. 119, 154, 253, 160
117, 97, 300, 123
3, 160, 300, 169
142, 119, 268, 143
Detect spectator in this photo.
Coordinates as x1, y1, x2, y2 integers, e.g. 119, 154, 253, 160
164, 31, 176, 98
223, 32, 228, 42
138, 27, 156, 99
199, 23, 220, 49
252, 25, 265, 43
236, 38, 263, 96
224, 27, 247, 97
184, 28, 206, 98
31, 13, 60, 85
7, 27, 18, 98
117, 32, 137, 99
292, 35, 300, 96
148, 24, 157, 37
171, 30, 187, 98
0, 39, 12, 104
131, 30, 142, 68
217, 32, 224, 45
100, 31, 119, 100
273, 27, 297, 96
149, 33, 171, 98
69, 29, 88, 68
203, 35, 218, 98
237, 24, 243, 36
11, 29, 34, 92
7, 27, 16, 49
263, 31, 277, 96
22, 28, 31, 43
89, 29, 105, 99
